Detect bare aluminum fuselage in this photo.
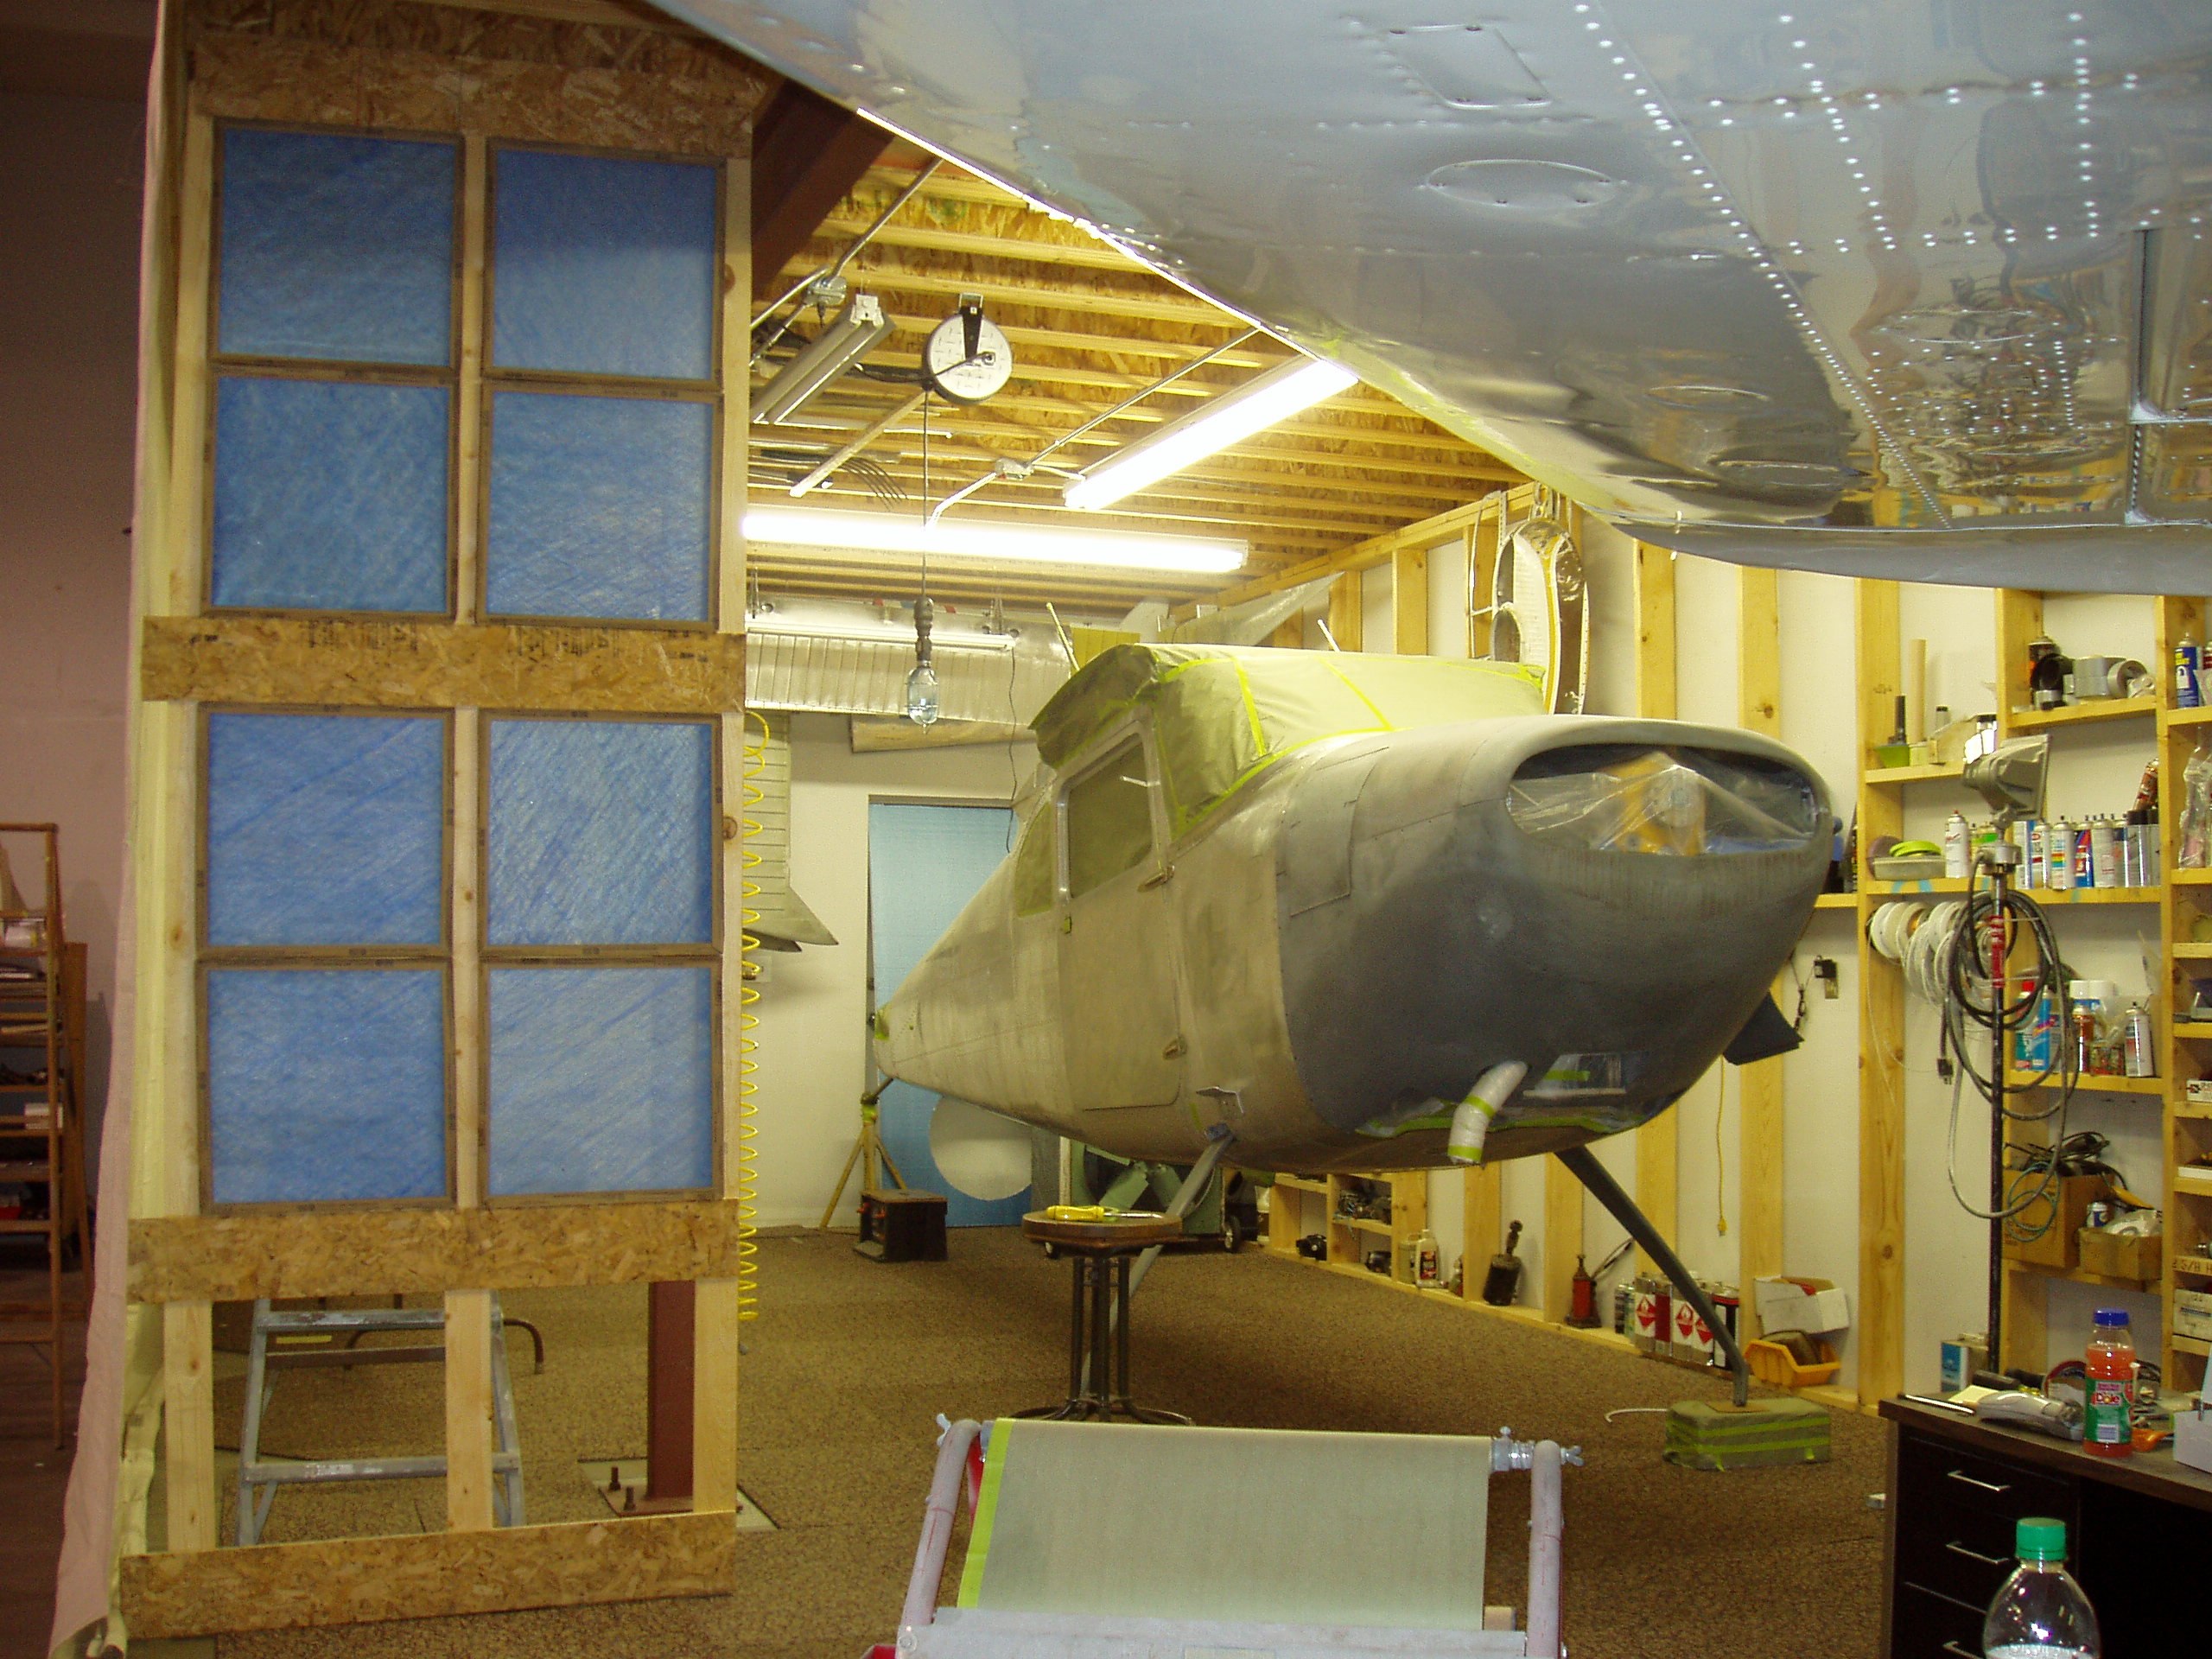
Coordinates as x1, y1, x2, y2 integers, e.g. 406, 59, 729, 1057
876, 714, 1828, 1173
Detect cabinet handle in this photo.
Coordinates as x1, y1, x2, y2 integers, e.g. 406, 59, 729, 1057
1942, 1643, 1980, 1657
1945, 1468, 2011, 1495
1945, 1541, 2012, 1568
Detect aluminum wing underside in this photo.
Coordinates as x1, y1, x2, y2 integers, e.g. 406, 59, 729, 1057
677, 1, 2212, 591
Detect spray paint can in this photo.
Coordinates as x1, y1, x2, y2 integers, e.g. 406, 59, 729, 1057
2073, 823, 2095, 887
1943, 812, 1970, 878
2048, 818, 2075, 890
2179, 640, 2203, 709
2125, 1005, 2155, 1077
2091, 818, 2120, 888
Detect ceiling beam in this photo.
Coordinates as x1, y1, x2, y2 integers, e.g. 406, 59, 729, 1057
749, 82, 893, 301
1199, 495, 1518, 609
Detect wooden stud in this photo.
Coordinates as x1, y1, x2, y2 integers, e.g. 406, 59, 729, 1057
1326, 572, 1363, 653
1460, 1165, 1501, 1298
1737, 567, 1784, 1336
162, 109, 214, 619
2157, 595, 2204, 1392
1391, 545, 1429, 655
1389, 1172, 1429, 1284
690, 1275, 739, 1512
451, 709, 483, 1208
1632, 542, 1678, 1273
454, 134, 487, 627
161, 1300, 216, 1553
1856, 579, 1906, 1405
1542, 1155, 1582, 1321
443, 1287, 495, 1531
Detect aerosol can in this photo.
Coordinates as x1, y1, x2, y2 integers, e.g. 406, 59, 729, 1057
1414, 1227, 1441, 1288
1943, 811, 1970, 878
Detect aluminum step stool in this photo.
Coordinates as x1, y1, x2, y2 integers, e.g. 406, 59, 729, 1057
236, 1297, 526, 1545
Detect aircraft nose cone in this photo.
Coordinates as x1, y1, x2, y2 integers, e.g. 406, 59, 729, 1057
1275, 720, 1827, 1145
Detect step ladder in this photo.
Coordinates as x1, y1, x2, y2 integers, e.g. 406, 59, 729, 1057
237, 1296, 526, 1545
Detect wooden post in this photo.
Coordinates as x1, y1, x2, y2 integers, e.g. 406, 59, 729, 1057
1632, 543, 1678, 1273
1460, 1165, 1501, 1298
1542, 1156, 1583, 1321
1392, 545, 1429, 656
442, 1289, 495, 1530
1327, 571, 1363, 653
161, 1301, 215, 1553
1738, 567, 1784, 1337
1857, 580, 1906, 1404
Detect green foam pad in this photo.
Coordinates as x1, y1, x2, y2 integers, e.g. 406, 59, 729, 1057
1663, 1398, 1832, 1471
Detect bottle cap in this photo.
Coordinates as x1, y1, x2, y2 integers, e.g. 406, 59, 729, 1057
2094, 1306, 2129, 1327
2015, 1516, 2066, 1562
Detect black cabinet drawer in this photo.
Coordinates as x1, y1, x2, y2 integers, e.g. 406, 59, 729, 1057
1897, 1433, 2074, 1524
1891, 1580, 1989, 1659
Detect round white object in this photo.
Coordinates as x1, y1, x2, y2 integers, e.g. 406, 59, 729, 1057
923, 309, 1013, 404
928, 1096, 1032, 1201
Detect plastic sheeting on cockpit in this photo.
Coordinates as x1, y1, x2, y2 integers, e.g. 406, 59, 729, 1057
1504, 744, 1824, 855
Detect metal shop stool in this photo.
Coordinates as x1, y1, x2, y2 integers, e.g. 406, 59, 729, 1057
1016, 1209, 1191, 1425
235, 1296, 534, 1545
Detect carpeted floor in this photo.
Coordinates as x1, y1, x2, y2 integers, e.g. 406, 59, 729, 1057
191, 1230, 1885, 1659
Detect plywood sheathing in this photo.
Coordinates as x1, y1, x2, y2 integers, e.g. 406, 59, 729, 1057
121, 1508, 737, 1637
142, 615, 748, 713
185, 0, 772, 155
129, 1198, 748, 1304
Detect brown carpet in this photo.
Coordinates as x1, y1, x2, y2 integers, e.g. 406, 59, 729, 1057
198, 1230, 1884, 1659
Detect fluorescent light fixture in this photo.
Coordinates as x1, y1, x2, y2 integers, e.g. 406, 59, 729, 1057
1064, 355, 1359, 511
743, 507, 1247, 575
754, 294, 892, 426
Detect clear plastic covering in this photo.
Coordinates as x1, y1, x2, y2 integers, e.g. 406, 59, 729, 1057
1507, 745, 1821, 855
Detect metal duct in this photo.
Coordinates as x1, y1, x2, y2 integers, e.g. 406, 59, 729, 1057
744, 712, 836, 951
745, 604, 1071, 728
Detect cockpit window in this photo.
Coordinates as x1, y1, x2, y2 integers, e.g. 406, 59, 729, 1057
1065, 738, 1154, 898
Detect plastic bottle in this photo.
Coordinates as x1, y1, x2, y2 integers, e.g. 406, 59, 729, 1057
2083, 1306, 2135, 1458
1983, 1516, 2101, 1658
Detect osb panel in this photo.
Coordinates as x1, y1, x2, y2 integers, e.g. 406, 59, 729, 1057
122, 1510, 735, 1637
142, 615, 747, 713
129, 1198, 746, 1302
188, 0, 772, 154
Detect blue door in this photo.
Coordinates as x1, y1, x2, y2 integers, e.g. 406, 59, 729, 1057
868, 803, 1030, 1226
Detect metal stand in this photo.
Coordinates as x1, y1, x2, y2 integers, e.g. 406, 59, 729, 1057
819, 1087, 906, 1230
236, 1297, 528, 1544
1018, 1251, 1190, 1426
1980, 842, 2017, 1370
1557, 1145, 1751, 1408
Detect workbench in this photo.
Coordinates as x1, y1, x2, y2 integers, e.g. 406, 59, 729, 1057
1880, 1395, 2211, 1656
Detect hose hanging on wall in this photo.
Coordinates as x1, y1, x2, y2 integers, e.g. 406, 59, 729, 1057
737, 709, 768, 1322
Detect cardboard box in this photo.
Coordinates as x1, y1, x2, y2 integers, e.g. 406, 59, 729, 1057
2076, 1228, 2161, 1283
2178, 1398, 2212, 1478
1755, 1276, 1852, 1335
2001, 1174, 2111, 1270
2177, 1288, 2212, 1344
1942, 1334, 1990, 1394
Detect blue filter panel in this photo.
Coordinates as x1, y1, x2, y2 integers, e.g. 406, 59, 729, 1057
211, 376, 451, 613
486, 966, 713, 1196
490, 149, 716, 380
484, 391, 711, 622
868, 803, 1027, 1227
486, 717, 712, 946
207, 968, 447, 1205
218, 127, 455, 366
206, 711, 445, 947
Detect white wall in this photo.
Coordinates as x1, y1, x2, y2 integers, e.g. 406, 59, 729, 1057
0, 90, 145, 1173
748, 715, 1028, 1229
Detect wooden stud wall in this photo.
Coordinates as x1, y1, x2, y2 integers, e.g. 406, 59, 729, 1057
1737, 568, 1785, 1338
122, 0, 770, 1631
1631, 543, 1679, 1275
1855, 581, 1908, 1403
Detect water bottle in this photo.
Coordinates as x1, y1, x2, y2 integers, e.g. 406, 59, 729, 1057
1983, 1516, 2101, 1658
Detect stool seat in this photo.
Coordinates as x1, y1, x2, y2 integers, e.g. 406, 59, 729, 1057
1018, 1211, 1190, 1426
1020, 1210, 1185, 1253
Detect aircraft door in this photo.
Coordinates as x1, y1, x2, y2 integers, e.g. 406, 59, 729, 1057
1056, 730, 1183, 1110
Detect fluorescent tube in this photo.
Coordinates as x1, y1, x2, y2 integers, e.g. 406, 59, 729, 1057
1063, 355, 1358, 511
743, 507, 1247, 575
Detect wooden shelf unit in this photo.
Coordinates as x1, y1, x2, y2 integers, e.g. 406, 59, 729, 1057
0, 823, 87, 1447
1263, 1170, 1430, 1288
